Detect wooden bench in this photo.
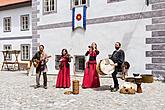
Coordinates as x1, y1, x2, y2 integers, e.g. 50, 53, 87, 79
1, 62, 20, 71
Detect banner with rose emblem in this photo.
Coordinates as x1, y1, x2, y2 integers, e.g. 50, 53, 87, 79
72, 6, 87, 31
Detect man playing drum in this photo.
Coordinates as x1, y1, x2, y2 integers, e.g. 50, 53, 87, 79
110, 42, 125, 92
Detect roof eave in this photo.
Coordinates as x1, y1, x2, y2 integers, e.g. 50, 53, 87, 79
0, 1, 31, 11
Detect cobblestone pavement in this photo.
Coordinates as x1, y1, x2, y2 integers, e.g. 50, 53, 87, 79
0, 71, 165, 110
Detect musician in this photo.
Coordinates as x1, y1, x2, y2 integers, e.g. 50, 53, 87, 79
82, 42, 100, 88
110, 42, 125, 92
32, 45, 49, 89
56, 49, 71, 88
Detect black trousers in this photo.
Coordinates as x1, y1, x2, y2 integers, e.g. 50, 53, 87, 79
36, 67, 47, 87
112, 68, 119, 88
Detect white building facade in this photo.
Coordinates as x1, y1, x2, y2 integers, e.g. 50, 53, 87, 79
0, 1, 32, 67
32, 0, 165, 75
0, 0, 165, 78
31, 0, 165, 76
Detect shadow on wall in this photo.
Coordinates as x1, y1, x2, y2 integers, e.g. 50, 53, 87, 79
121, 17, 143, 75
71, 28, 85, 38
122, 31, 134, 51
70, 28, 86, 53
121, 4, 145, 51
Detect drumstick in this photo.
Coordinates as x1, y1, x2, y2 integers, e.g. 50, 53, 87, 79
110, 64, 115, 66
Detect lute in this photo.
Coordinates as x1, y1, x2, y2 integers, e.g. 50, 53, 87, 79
33, 55, 51, 68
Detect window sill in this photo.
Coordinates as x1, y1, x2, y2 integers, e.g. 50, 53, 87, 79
21, 59, 30, 61
107, 0, 125, 4
6, 59, 12, 61
71, 4, 88, 9
21, 29, 30, 31
43, 11, 57, 15
3, 30, 11, 32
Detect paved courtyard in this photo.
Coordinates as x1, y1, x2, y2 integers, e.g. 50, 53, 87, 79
0, 71, 165, 110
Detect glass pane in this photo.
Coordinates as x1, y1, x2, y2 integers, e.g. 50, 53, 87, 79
26, 20, 28, 25
25, 16, 28, 21
46, 6, 49, 12
8, 46, 11, 50
50, 0, 52, 5
55, 55, 61, 70
52, 0, 54, 5
44, 0, 49, 12
8, 27, 11, 31
79, 58, 85, 70
8, 19, 11, 27
4, 26, 6, 31
50, 0, 55, 11
82, 0, 86, 4
75, 0, 79, 6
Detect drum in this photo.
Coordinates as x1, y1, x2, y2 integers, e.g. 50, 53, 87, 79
135, 76, 142, 93
96, 58, 115, 75
140, 74, 153, 83
72, 80, 79, 94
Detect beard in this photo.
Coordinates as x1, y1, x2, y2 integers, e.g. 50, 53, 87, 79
115, 47, 120, 50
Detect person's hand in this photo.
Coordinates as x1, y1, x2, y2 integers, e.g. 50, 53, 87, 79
110, 63, 117, 66
89, 48, 92, 51
114, 63, 118, 66
59, 58, 63, 62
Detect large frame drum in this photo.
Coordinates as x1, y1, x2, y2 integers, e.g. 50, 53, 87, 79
96, 58, 115, 75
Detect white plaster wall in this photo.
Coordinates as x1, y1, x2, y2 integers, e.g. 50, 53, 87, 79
37, 0, 151, 25
38, 19, 152, 75
0, 6, 32, 37
0, 39, 32, 64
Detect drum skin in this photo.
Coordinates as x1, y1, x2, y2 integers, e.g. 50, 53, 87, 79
96, 59, 115, 75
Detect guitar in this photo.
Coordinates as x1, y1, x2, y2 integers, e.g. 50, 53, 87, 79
33, 55, 51, 68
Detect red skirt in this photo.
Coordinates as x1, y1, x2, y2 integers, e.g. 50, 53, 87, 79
56, 63, 70, 88
82, 61, 100, 88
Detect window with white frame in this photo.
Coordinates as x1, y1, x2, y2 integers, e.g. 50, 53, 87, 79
3, 17, 11, 32
3, 45, 12, 60
75, 55, 85, 72
55, 55, 61, 70
20, 15, 29, 31
43, 0, 57, 14
71, 0, 89, 8
21, 44, 30, 61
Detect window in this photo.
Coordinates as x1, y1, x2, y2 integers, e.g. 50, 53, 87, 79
21, 44, 30, 61
75, 55, 85, 72
55, 55, 61, 70
43, 0, 57, 14
3, 17, 11, 32
3, 45, 12, 60
71, 0, 89, 8
20, 15, 29, 31
107, 0, 125, 3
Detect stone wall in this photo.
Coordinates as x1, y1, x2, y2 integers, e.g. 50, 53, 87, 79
146, 0, 165, 79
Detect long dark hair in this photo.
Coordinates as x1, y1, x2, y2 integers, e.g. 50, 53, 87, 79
61, 49, 68, 56
91, 42, 97, 50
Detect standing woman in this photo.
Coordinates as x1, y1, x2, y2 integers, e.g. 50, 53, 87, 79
82, 42, 100, 88
56, 49, 71, 88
